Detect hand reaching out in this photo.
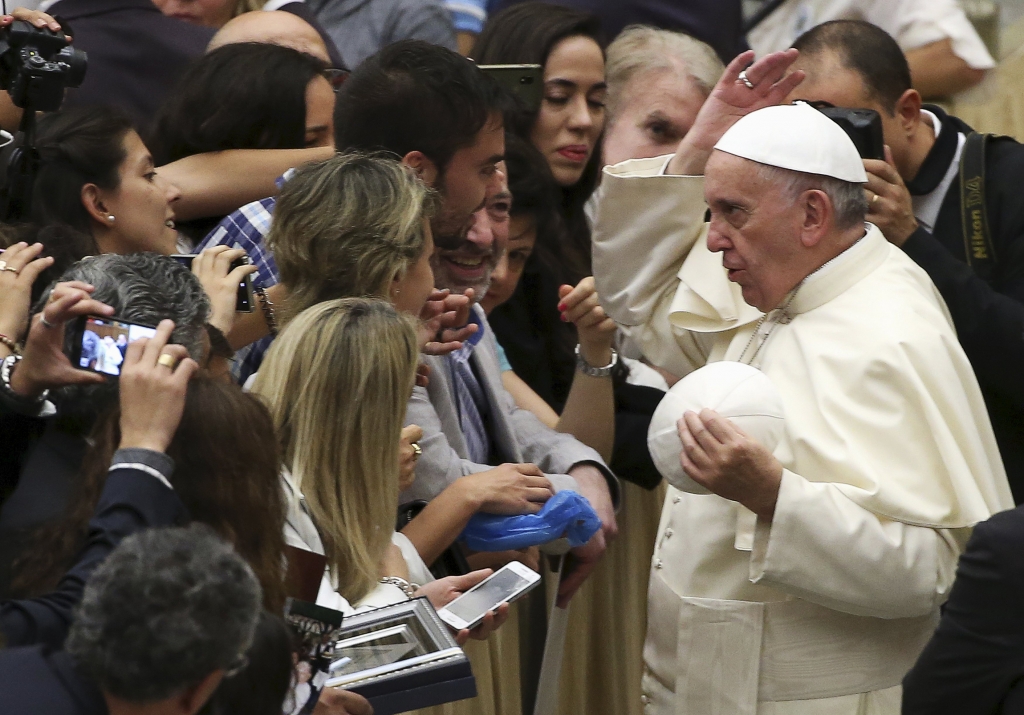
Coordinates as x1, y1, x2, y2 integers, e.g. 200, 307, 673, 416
9, 282, 115, 399
398, 424, 424, 492
118, 320, 198, 453
190, 246, 257, 334
669, 49, 805, 175
457, 463, 554, 515
0, 242, 55, 345
419, 289, 478, 356
558, 277, 616, 367
415, 570, 511, 645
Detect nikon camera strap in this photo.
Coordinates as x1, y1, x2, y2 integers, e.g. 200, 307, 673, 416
959, 132, 997, 282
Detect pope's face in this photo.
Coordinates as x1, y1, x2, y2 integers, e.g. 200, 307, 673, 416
704, 151, 810, 312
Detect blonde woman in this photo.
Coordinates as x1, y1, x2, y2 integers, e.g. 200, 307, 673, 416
265, 151, 556, 568
252, 298, 507, 637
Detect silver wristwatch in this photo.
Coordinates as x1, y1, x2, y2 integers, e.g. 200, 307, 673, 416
574, 344, 618, 378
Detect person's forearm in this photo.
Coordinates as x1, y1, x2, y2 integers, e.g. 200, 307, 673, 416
906, 39, 987, 98
501, 370, 558, 429
557, 371, 614, 462
161, 147, 335, 222
401, 479, 481, 565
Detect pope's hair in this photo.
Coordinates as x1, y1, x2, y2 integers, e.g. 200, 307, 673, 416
757, 163, 868, 231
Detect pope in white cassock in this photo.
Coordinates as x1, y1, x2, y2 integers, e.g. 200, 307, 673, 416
591, 49, 1014, 714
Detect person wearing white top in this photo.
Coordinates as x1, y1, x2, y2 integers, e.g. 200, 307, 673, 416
748, 0, 993, 98
591, 49, 1012, 714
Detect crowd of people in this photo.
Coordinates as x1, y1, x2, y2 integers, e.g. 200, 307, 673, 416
0, 1, 1020, 714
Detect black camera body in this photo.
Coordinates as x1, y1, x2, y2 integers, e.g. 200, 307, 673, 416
816, 106, 885, 161
0, 20, 86, 112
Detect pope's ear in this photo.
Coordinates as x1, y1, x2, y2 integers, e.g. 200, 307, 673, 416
799, 189, 830, 247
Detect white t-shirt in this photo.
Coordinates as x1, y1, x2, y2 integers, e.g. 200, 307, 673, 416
749, 0, 995, 70
280, 470, 434, 614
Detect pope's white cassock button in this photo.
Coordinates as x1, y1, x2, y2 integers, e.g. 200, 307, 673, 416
647, 361, 786, 493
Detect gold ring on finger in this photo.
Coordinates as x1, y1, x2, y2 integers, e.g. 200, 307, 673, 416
871, 193, 879, 206
157, 353, 179, 369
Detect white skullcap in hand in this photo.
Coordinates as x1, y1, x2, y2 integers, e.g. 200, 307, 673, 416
714, 102, 868, 183
647, 361, 786, 494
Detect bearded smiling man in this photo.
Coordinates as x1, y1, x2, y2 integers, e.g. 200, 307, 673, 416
592, 49, 1012, 714
404, 165, 619, 610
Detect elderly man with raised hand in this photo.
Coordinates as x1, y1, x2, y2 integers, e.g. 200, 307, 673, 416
591, 49, 1013, 714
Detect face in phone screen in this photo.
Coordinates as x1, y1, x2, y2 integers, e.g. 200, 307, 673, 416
445, 569, 530, 624
80, 317, 157, 376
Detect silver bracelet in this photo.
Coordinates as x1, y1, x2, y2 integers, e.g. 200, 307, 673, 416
379, 576, 419, 599
1, 354, 48, 406
574, 344, 618, 378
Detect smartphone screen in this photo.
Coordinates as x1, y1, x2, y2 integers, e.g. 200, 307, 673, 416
171, 254, 253, 313
444, 567, 535, 626
75, 316, 157, 377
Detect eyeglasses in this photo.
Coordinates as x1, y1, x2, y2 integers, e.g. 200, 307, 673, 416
323, 68, 350, 92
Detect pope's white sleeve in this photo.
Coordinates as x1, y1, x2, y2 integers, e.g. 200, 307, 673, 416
591, 156, 713, 377
749, 469, 968, 619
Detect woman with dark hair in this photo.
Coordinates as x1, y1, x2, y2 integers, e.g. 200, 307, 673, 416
150, 43, 334, 163
149, 42, 335, 243
31, 105, 180, 257
9, 376, 288, 614
472, 1, 605, 279
26, 105, 257, 350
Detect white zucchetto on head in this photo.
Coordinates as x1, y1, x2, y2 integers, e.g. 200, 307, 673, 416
713, 102, 869, 183
647, 361, 786, 494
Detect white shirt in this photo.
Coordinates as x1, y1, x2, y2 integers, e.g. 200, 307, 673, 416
749, 0, 995, 70
281, 470, 434, 614
911, 109, 966, 233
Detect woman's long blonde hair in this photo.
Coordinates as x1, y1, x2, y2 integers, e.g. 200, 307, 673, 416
267, 151, 437, 326
251, 298, 419, 604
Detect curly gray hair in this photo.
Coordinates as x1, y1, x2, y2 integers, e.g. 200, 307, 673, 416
65, 524, 262, 703
34, 253, 210, 413
38, 252, 211, 359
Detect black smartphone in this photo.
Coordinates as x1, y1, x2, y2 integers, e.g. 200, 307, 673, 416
68, 315, 158, 377
479, 64, 543, 112
171, 253, 254, 313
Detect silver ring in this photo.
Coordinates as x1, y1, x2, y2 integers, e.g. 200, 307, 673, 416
39, 314, 56, 329
0, 266, 17, 274
0, 260, 6, 271
738, 69, 755, 90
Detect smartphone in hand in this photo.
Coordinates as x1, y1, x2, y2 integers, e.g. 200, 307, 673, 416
67, 315, 157, 377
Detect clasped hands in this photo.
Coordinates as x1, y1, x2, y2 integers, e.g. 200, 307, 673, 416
677, 409, 783, 520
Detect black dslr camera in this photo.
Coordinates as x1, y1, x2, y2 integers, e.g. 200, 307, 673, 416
0, 20, 87, 221
0, 20, 86, 111
809, 103, 886, 161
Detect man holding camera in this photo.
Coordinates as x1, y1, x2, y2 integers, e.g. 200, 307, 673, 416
591, 48, 1011, 714
787, 20, 1024, 504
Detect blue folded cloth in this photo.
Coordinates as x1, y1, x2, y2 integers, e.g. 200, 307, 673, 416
461, 490, 601, 552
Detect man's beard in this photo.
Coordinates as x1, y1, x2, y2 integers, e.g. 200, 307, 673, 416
429, 242, 497, 300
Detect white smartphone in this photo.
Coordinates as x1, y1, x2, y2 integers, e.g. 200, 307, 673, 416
437, 562, 541, 631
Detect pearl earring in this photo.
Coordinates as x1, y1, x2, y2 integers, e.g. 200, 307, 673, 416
106, 215, 115, 223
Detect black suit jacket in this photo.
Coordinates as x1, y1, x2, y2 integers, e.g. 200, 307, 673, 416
0, 467, 187, 650
901, 106, 1024, 502
0, 646, 106, 715
48, 0, 214, 127
903, 505, 1024, 714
